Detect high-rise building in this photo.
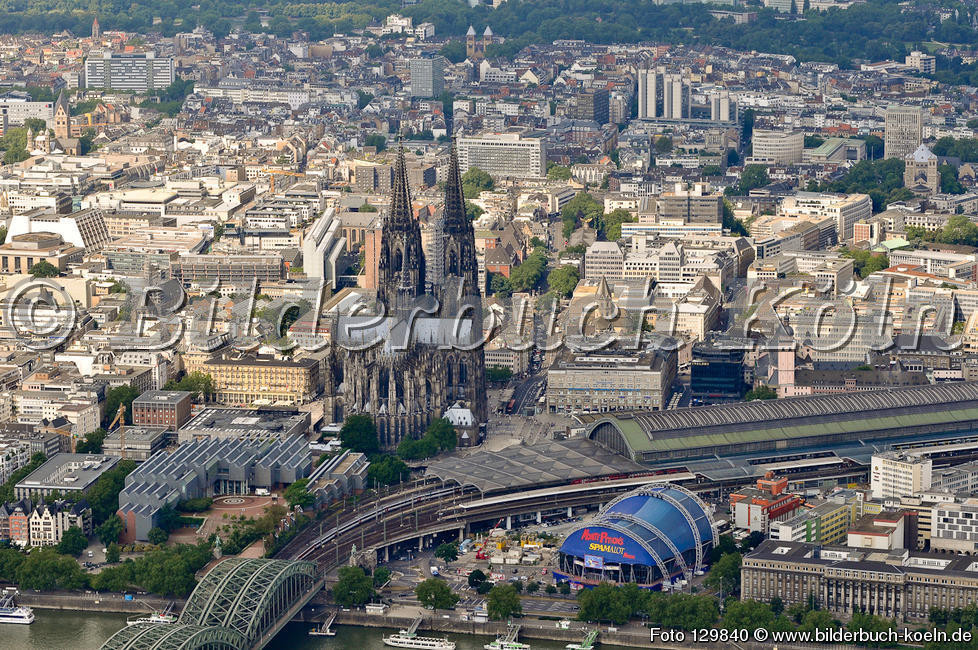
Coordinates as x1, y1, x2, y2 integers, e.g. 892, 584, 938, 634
567, 88, 609, 124
456, 132, 546, 179
409, 56, 446, 98
884, 104, 923, 160
751, 129, 804, 165
84, 51, 174, 92
637, 68, 690, 120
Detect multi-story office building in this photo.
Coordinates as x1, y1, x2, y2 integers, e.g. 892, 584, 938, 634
656, 182, 723, 224
742, 539, 978, 621
301, 208, 346, 290
84, 51, 174, 92
906, 50, 937, 74
567, 89, 610, 124
7, 208, 111, 251
583, 241, 625, 280
778, 192, 873, 243
871, 451, 933, 499
637, 68, 690, 120
171, 253, 283, 287
132, 390, 193, 431
930, 498, 978, 553
14, 453, 119, 500
103, 426, 168, 461
751, 129, 804, 165
409, 56, 446, 98
885, 104, 924, 160
546, 348, 677, 413
0, 91, 55, 126
690, 340, 746, 403
202, 354, 321, 405
457, 132, 546, 179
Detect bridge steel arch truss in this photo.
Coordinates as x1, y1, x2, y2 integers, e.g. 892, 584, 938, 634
178, 557, 318, 646
100, 622, 247, 650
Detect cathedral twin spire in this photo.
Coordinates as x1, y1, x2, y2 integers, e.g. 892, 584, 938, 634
379, 142, 478, 313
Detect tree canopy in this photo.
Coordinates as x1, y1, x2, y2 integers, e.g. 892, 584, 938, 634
333, 566, 375, 607
487, 583, 523, 620
415, 578, 459, 610
340, 415, 379, 455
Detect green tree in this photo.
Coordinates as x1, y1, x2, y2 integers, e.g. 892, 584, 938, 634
847, 611, 898, 648
364, 134, 386, 151
105, 542, 121, 564
373, 566, 391, 587
427, 418, 457, 451
487, 583, 523, 620
940, 163, 966, 194
75, 428, 107, 454
435, 542, 459, 565
284, 478, 315, 509
744, 386, 777, 401
102, 386, 139, 428
28, 260, 59, 277
465, 201, 484, 220
489, 273, 512, 297
397, 435, 439, 461
487, 366, 513, 383
359, 201, 378, 212
705, 552, 742, 595
416, 578, 460, 609
654, 135, 673, 154
356, 91, 374, 110
462, 167, 494, 199
367, 454, 410, 486
468, 569, 487, 588
17, 548, 87, 591
334, 566, 375, 607
340, 415, 379, 455
86, 459, 137, 525
97, 514, 124, 547
547, 163, 572, 180
147, 527, 169, 545
56, 526, 89, 556
799, 609, 839, 632
560, 192, 603, 239
737, 165, 770, 194
721, 599, 775, 631
547, 265, 580, 297
439, 40, 467, 64
577, 582, 630, 624
602, 208, 636, 241
702, 164, 722, 176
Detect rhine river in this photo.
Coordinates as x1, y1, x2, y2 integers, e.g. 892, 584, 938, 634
10, 612, 574, 649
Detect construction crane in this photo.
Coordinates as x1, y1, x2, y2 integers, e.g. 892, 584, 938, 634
475, 518, 506, 560
267, 169, 306, 193
109, 403, 126, 460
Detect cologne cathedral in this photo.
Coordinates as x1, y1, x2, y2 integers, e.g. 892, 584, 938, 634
325, 145, 487, 449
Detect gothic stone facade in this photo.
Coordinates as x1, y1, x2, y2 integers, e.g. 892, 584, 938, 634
326, 146, 487, 449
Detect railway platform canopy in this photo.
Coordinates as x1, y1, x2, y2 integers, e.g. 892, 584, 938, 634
425, 438, 645, 493
579, 382, 978, 464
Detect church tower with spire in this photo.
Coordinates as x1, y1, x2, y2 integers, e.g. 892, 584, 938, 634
53, 90, 70, 141
92, 16, 101, 40
439, 144, 480, 310
329, 142, 488, 450
377, 147, 426, 314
